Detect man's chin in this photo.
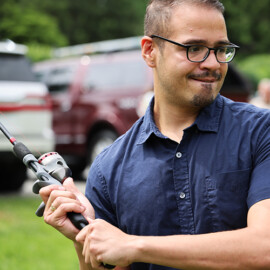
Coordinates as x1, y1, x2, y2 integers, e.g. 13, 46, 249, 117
191, 93, 216, 108
190, 82, 220, 107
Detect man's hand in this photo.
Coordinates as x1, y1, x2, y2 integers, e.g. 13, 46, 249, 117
39, 178, 95, 241
76, 219, 136, 269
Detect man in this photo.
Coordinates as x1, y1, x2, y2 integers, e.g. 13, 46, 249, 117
250, 78, 270, 109
40, 0, 270, 269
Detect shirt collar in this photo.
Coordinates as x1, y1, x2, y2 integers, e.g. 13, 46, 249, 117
137, 94, 223, 145
193, 94, 223, 133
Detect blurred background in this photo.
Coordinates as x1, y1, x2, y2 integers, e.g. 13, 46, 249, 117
0, 0, 270, 81
0, 0, 270, 269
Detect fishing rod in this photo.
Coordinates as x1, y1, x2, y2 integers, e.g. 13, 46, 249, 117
0, 120, 114, 269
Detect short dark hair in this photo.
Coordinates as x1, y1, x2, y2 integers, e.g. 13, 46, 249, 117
144, 0, 225, 38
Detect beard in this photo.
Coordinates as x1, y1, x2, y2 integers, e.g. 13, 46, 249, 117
191, 83, 217, 107
188, 71, 223, 108
163, 79, 221, 109
156, 62, 225, 109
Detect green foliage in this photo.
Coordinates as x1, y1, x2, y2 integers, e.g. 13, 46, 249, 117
0, 1, 67, 46
0, 0, 147, 46
0, 0, 269, 62
236, 54, 270, 87
26, 43, 53, 62
0, 196, 78, 270
38, 0, 147, 44
223, 0, 270, 56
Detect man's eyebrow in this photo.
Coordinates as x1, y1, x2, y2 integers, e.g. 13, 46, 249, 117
182, 39, 232, 46
217, 40, 232, 46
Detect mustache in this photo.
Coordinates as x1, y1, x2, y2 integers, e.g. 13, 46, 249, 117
188, 71, 222, 81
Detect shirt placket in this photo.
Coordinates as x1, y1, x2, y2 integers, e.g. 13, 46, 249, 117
173, 138, 195, 234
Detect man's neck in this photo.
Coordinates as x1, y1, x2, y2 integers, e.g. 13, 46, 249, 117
153, 100, 200, 143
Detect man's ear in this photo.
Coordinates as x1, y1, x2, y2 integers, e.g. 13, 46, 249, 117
141, 36, 156, 68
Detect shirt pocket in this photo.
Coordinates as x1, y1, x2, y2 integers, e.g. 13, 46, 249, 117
204, 168, 251, 232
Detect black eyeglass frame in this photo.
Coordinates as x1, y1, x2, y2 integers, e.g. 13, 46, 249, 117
150, 34, 240, 63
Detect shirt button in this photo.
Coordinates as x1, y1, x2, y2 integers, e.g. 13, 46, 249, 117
176, 152, 182, 158
179, 192, 186, 199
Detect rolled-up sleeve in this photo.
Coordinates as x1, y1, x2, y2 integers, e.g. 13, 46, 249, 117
248, 122, 270, 208
85, 153, 118, 226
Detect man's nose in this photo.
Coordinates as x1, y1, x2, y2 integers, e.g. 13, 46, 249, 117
200, 50, 221, 70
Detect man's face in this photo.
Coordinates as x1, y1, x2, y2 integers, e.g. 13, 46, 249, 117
154, 4, 229, 109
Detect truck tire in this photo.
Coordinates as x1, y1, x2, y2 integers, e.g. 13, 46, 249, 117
83, 130, 118, 179
0, 161, 26, 192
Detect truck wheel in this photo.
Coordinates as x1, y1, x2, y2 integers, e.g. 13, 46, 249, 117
0, 162, 26, 192
83, 130, 118, 179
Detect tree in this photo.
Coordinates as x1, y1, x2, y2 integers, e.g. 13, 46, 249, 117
0, 1, 67, 46
1, 0, 269, 57
36, 0, 147, 45
223, 0, 270, 56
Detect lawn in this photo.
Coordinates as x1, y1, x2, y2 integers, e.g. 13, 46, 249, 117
0, 195, 79, 270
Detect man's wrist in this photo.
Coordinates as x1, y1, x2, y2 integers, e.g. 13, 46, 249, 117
129, 236, 146, 263
74, 240, 83, 252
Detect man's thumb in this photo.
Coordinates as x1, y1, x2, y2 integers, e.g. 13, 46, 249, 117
63, 177, 79, 193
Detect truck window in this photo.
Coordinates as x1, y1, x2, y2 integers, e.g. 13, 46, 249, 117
84, 60, 147, 91
0, 54, 36, 81
46, 66, 77, 94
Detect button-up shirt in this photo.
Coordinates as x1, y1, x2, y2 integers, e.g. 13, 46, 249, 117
86, 94, 270, 270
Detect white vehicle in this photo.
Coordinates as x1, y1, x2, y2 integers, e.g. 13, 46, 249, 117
0, 40, 54, 191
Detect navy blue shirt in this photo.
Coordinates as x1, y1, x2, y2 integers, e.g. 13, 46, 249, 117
86, 94, 270, 270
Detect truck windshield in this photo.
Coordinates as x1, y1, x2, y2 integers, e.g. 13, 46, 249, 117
0, 54, 36, 81
84, 60, 148, 91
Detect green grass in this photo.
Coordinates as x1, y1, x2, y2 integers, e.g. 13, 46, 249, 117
0, 196, 79, 270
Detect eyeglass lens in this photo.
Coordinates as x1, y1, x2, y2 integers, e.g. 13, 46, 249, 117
188, 46, 235, 63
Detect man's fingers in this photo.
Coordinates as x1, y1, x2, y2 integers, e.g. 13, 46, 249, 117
76, 219, 93, 243
50, 202, 85, 217
39, 185, 65, 204
63, 177, 80, 194
47, 197, 85, 214
43, 201, 85, 228
44, 189, 79, 214
39, 177, 77, 205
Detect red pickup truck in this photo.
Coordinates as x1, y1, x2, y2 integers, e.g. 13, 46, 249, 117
33, 37, 252, 180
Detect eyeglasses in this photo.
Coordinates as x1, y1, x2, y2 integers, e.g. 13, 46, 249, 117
150, 35, 240, 63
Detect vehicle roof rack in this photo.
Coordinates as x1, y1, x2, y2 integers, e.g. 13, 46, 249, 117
0, 39, 28, 55
53, 36, 142, 58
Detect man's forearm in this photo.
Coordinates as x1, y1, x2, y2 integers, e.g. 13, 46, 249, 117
73, 200, 270, 269
131, 227, 270, 269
